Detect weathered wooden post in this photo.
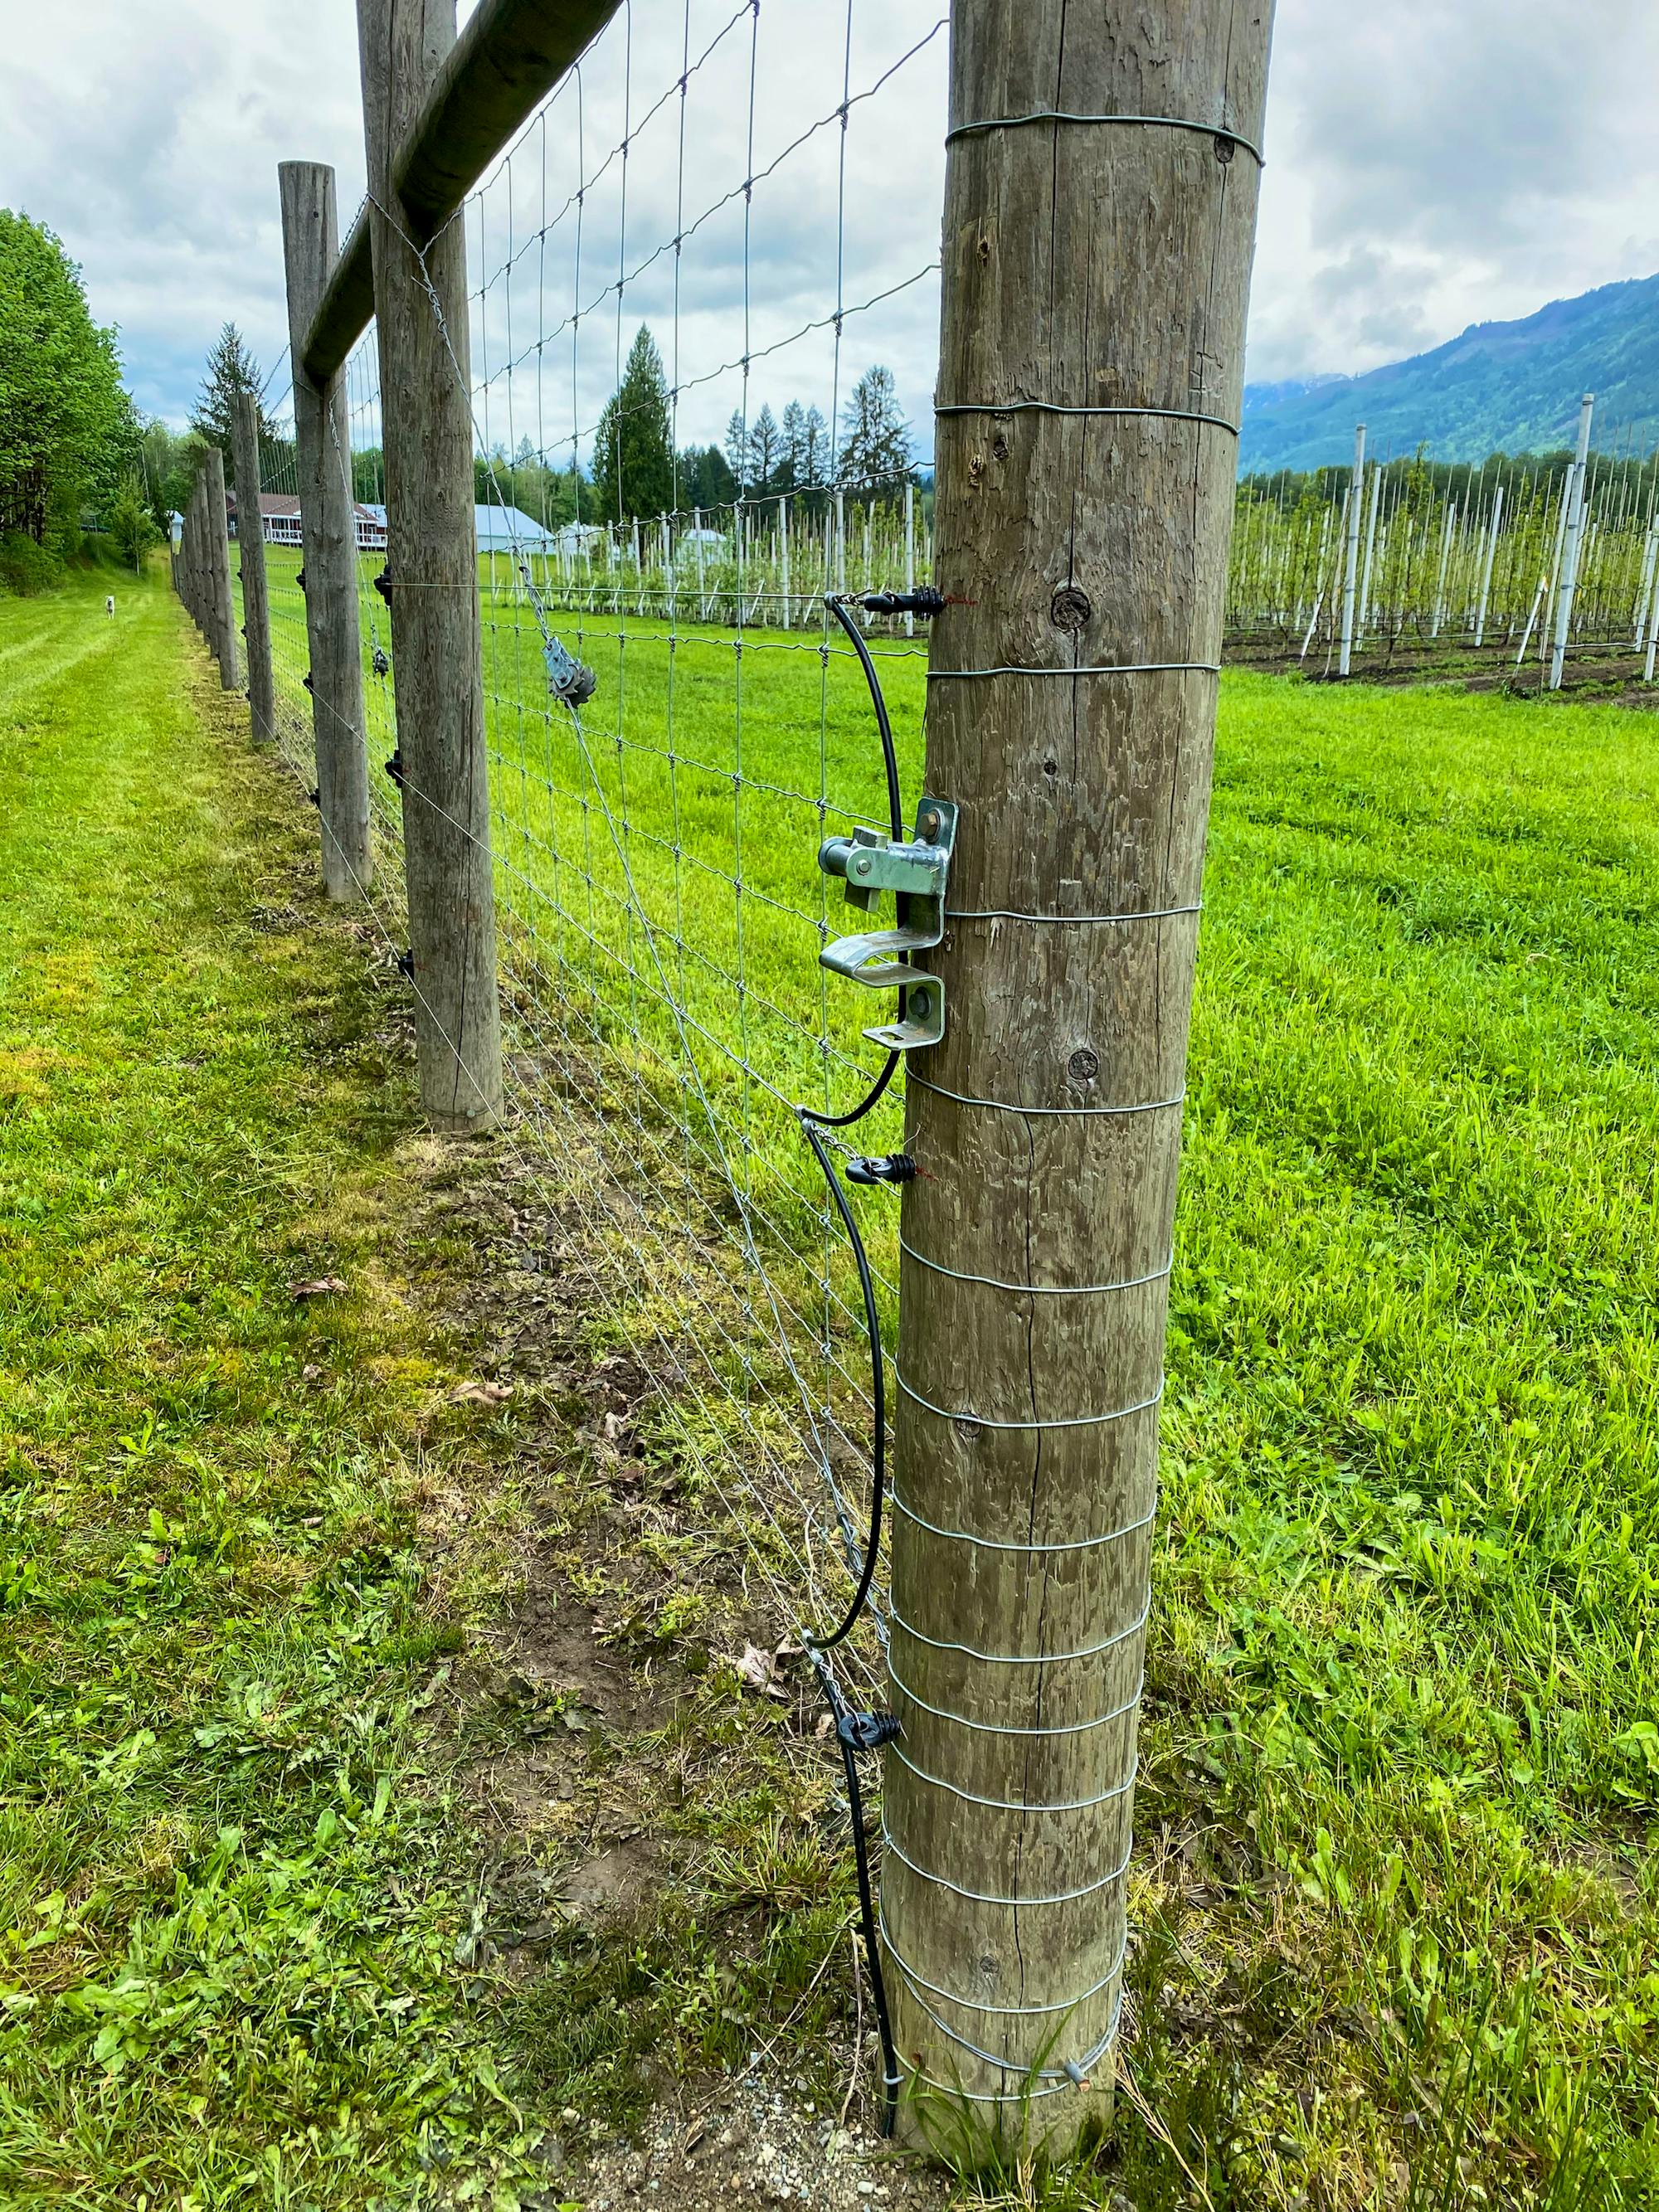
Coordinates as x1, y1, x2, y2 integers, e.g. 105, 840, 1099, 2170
356, 0, 504, 1131
882, 0, 1275, 2153
231, 391, 278, 745
904, 479, 917, 637
191, 471, 212, 637
280, 161, 373, 900
183, 480, 203, 633
1339, 422, 1365, 674
200, 446, 241, 690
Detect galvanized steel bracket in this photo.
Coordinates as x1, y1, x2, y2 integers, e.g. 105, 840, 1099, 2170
818, 797, 956, 1051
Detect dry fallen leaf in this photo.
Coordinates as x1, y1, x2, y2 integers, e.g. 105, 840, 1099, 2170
813, 1712, 836, 1741
451, 1379, 513, 1406
732, 1642, 789, 1700
290, 1276, 347, 1300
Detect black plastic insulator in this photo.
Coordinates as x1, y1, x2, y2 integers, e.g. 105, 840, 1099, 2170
295, 567, 306, 591
374, 567, 392, 604
856, 587, 946, 619
302, 671, 314, 693
845, 1152, 917, 1187
308, 788, 319, 808
396, 949, 415, 980
837, 1709, 901, 1752
384, 748, 405, 788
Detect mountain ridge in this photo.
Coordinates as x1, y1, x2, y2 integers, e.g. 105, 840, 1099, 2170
1240, 272, 1659, 474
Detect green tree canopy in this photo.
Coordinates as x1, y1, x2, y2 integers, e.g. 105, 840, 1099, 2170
591, 327, 674, 523
191, 323, 280, 484
0, 209, 133, 556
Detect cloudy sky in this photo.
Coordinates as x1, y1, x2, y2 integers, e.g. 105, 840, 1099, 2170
5, 0, 1659, 451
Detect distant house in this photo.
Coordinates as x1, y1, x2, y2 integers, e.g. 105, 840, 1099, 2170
474, 503, 555, 554
226, 491, 387, 551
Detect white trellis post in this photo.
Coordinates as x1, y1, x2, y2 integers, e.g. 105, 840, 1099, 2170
1357, 460, 1382, 645
1550, 394, 1595, 690
1431, 499, 1457, 638
1634, 510, 1659, 652
834, 488, 846, 596
1339, 423, 1365, 675
777, 493, 790, 629
1475, 485, 1505, 647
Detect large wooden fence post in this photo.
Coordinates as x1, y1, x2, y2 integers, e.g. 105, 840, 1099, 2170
193, 471, 214, 637
201, 445, 240, 690
231, 391, 277, 745
882, 0, 1274, 2154
355, 0, 504, 1132
183, 481, 202, 633
279, 161, 373, 901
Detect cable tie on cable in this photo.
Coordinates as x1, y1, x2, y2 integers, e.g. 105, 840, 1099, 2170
372, 644, 390, 677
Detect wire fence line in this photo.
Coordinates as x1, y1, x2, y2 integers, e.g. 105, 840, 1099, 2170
240, 0, 961, 2123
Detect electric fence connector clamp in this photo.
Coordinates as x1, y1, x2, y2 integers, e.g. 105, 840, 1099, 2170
819, 800, 957, 1050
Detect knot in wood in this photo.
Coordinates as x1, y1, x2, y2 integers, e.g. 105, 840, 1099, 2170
1068, 1047, 1100, 1084
1214, 135, 1236, 164
1050, 583, 1092, 631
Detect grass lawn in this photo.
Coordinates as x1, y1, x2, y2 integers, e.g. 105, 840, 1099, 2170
3, 550, 1657, 2207
0, 557, 548, 2206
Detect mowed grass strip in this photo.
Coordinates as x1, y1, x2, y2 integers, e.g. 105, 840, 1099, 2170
0, 562, 539, 2208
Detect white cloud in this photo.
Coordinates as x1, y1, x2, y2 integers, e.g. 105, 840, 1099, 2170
1249, 0, 1659, 380
4, 0, 1655, 444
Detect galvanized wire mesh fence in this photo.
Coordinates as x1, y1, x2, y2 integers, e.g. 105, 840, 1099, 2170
251, 0, 952, 1753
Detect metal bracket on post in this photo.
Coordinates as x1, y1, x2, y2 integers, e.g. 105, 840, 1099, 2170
818, 797, 956, 1051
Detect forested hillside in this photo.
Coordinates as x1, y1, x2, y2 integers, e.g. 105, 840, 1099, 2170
1241, 271, 1659, 471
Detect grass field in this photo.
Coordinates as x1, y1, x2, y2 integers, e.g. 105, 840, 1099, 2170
6, 552, 1659, 2205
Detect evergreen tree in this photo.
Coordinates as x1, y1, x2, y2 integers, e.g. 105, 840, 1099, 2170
680, 443, 735, 514
776, 401, 805, 492
591, 327, 674, 522
190, 323, 279, 485
747, 404, 781, 493
724, 407, 749, 493
838, 366, 912, 500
